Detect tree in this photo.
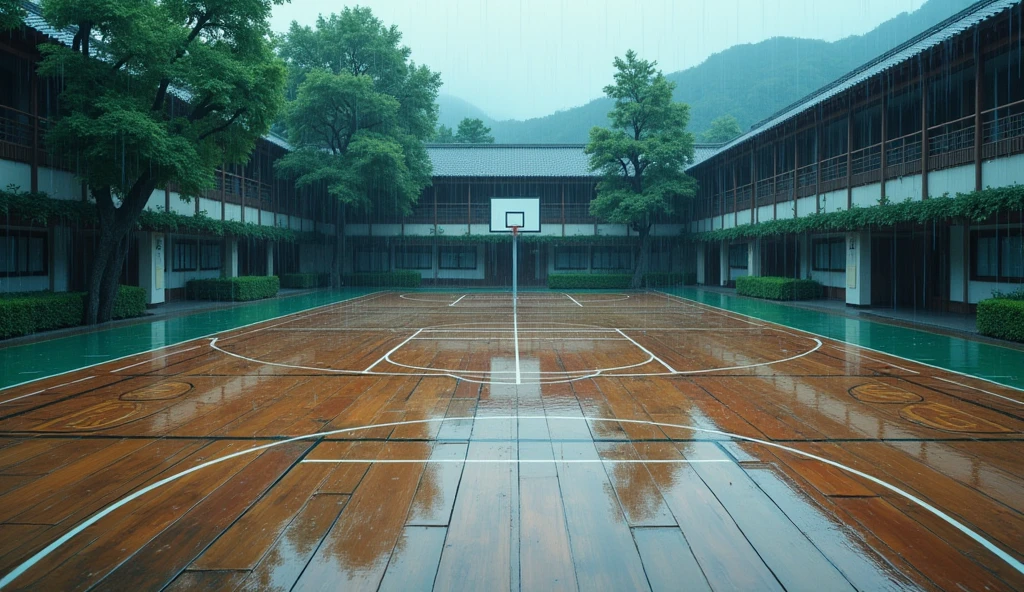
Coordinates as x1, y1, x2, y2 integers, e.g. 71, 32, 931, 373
0, 0, 23, 30
276, 7, 440, 286
433, 124, 455, 143
455, 117, 494, 143
700, 114, 743, 143
38, 0, 285, 324
586, 50, 696, 288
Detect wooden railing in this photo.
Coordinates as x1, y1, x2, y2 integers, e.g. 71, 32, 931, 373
884, 132, 922, 179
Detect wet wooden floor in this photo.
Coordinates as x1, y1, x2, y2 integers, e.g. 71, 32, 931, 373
0, 291, 1021, 591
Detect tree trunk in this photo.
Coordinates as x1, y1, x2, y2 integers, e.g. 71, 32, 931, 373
631, 225, 652, 289
97, 234, 130, 322
330, 201, 345, 288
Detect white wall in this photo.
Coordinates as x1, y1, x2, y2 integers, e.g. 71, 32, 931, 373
820, 189, 847, 213
927, 165, 974, 197
885, 176, 923, 201
36, 166, 79, 200
198, 197, 221, 219
851, 185, 880, 208
0, 160, 31, 192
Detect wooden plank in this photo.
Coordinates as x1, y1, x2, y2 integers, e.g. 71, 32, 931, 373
518, 440, 578, 592
406, 442, 467, 526
294, 442, 429, 591
164, 570, 247, 591
91, 441, 312, 591
839, 496, 1014, 591
236, 494, 349, 592
595, 442, 678, 527
0, 438, 71, 473
377, 526, 447, 592
191, 460, 335, 570
633, 527, 711, 592
314, 441, 381, 495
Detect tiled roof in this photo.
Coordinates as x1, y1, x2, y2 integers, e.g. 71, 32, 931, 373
689, 0, 1018, 169
691, 143, 724, 167
427, 144, 597, 178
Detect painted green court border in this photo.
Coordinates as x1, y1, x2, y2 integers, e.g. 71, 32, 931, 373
661, 287, 1024, 392
0, 288, 377, 391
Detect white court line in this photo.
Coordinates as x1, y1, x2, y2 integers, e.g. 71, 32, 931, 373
564, 293, 583, 307
616, 328, 678, 374
449, 295, 467, 307
0, 290, 387, 394
364, 329, 423, 373
2, 414, 1019, 591
658, 291, 1024, 399
932, 376, 1023, 406
0, 376, 95, 406
410, 337, 629, 341
110, 346, 202, 373
301, 458, 731, 464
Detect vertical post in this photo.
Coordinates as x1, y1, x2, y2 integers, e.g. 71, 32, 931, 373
793, 129, 799, 218
880, 87, 888, 202
772, 136, 778, 220
846, 98, 853, 210
815, 119, 822, 214
921, 73, 930, 200
732, 160, 738, 228
974, 37, 983, 192
30, 67, 38, 194
750, 147, 757, 224
561, 184, 566, 237
467, 183, 472, 235
512, 230, 518, 302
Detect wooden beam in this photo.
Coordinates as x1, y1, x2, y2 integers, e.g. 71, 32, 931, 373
973, 34, 983, 192
922, 76, 930, 200
880, 84, 888, 202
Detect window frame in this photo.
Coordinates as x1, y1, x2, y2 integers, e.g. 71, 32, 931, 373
438, 246, 477, 270
172, 239, 198, 272
811, 237, 845, 272
553, 246, 588, 270
728, 243, 749, 270
199, 241, 222, 271
395, 246, 433, 270
591, 246, 631, 271
971, 229, 1024, 282
353, 248, 390, 273
0, 229, 48, 278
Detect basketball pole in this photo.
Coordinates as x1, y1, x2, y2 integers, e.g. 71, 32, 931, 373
511, 226, 518, 304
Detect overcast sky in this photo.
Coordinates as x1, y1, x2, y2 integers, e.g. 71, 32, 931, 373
271, 0, 931, 121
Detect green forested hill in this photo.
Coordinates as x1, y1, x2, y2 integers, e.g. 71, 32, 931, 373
440, 0, 970, 143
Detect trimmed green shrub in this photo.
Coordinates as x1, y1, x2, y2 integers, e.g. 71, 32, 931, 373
977, 298, 1024, 343
548, 274, 632, 289
279, 273, 320, 289
735, 276, 822, 300
0, 285, 146, 339
187, 276, 280, 301
111, 285, 147, 319
642, 272, 683, 288
344, 271, 421, 288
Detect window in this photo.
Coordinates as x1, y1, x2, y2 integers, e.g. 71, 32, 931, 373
728, 243, 748, 269
395, 246, 433, 270
972, 230, 1024, 281
648, 245, 673, 272
0, 230, 47, 277
554, 247, 588, 270
439, 247, 477, 270
172, 240, 198, 271
354, 248, 389, 273
592, 247, 631, 270
199, 242, 222, 270
812, 238, 845, 272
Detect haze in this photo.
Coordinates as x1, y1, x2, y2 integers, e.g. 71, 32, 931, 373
272, 0, 931, 121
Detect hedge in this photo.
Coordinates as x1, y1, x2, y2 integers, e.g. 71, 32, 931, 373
548, 274, 632, 289
977, 299, 1024, 343
0, 286, 147, 340
343, 271, 421, 287
187, 276, 280, 301
735, 276, 823, 300
279, 273, 320, 289
642, 273, 684, 288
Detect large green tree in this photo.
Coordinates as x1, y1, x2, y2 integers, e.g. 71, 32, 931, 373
39, 0, 285, 324
276, 7, 440, 286
455, 117, 494, 143
700, 114, 742, 143
433, 124, 455, 143
586, 50, 696, 288
0, 0, 23, 30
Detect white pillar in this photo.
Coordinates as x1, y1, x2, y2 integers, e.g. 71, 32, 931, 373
719, 241, 730, 286
798, 234, 810, 280
266, 241, 275, 276
138, 232, 165, 305
845, 231, 872, 306
748, 239, 761, 278
223, 238, 239, 278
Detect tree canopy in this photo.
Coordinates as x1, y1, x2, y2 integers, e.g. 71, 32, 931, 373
276, 6, 441, 283
0, 0, 23, 30
433, 124, 455, 142
700, 114, 743, 143
455, 118, 494, 143
38, 0, 285, 323
586, 50, 696, 287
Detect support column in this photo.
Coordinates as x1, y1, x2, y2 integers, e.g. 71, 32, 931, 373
266, 241, 275, 277
223, 238, 239, 278
696, 242, 706, 285
138, 232, 166, 305
748, 239, 761, 278
974, 38, 983, 192
719, 242, 730, 287
845, 231, 872, 307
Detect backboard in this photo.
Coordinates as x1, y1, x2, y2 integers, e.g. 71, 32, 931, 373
490, 198, 540, 233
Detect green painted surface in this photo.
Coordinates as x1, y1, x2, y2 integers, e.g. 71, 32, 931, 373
662, 287, 1024, 391
0, 289, 376, 390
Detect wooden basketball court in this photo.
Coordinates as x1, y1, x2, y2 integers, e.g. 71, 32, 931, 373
0, 291, 1021, 591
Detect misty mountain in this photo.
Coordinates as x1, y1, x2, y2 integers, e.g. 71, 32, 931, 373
438, 0, 970, 143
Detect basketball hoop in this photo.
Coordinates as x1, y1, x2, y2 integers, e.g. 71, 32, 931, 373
511, 226, 520, 238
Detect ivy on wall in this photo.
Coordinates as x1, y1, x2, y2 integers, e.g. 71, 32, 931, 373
0, 189, 303, 242
689, 185, 1024, 243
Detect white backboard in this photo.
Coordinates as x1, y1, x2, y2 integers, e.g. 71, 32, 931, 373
490, 198, 541, 233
